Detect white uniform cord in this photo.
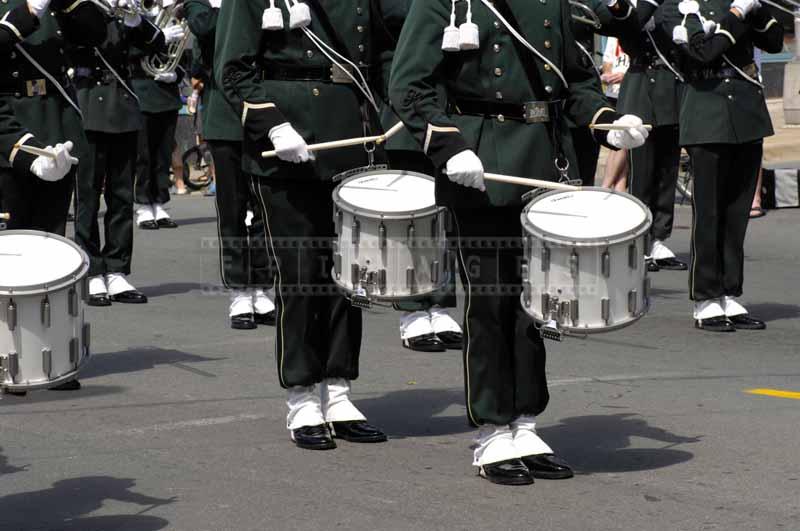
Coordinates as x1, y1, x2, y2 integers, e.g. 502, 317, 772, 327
576, 41, 600, 74
722, 54, 764, 88
480, 0, 569, 87
15, 43, 83, 117
94, 47, 141, 102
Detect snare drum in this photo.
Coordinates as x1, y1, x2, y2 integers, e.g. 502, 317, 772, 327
1, 231, 91, 390
332, 169, 449, 302
520, 187, 652, 335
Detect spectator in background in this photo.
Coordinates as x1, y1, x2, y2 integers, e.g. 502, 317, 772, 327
600, 37, 630, 191
751, 48, 766, 219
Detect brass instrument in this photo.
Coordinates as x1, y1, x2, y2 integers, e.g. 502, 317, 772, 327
91, 0, 151, 18
569, 0, 603, 29
141, 1, 191, 77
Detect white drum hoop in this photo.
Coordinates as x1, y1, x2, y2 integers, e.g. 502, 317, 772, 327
0, 230, 90, 296
332, 169, 445, 221
521, 187, 653, 248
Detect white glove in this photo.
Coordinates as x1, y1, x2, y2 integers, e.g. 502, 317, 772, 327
445, 150, 485, 192
731, 0, 760, 16
606, 115, 649, 150
268, 123, 312, 163
672, 25, 689, 45
29, 141, 79, 182
154, 71, 177, 83
163, 24, 186, 44
27, 0, 50, 17
702, 19, 717, 35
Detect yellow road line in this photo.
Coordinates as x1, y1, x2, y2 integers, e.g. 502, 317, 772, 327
745, 388, 800, 400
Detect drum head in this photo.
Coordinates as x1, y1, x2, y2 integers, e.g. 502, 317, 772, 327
0, 231, 89, 294
335, 170, 437, 217
523, 188, 651, 244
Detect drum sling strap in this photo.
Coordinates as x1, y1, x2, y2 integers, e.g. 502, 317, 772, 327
492, 0, 570, 179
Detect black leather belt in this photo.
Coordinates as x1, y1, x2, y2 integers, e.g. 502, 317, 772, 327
447, 99, 563, 124
0, 77, 69, 98
74, 67, 128, 85
261, 63, 374, 84
689, 63, 758, 81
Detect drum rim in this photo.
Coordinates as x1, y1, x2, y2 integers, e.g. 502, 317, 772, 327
0, 230, 90, 295
332, 273, 451, 302
332, 169, 444, 220
521, 187, 653, 246
521, 293, 651, 334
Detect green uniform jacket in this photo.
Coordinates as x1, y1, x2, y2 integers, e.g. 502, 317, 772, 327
389, 0, 620, 208
130, 39, 184, 115
0, 98, 45, 173
0, 0, 105, 168
657, 0, 782, 145
216, 0, 386, 179
70, 17, 166, 133
616, 0, 683, 125
184, 0, 241, 142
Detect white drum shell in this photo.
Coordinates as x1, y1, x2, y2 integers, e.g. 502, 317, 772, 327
332, 170, 450, 301
0, 231, 91, 390
520, 188, 653, 334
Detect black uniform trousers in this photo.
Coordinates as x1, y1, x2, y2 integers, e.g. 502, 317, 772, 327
208, 140, 270, 288
0, 166, 74, 235
75, 131, 138, 277
629, 125, 681, 243
570, 126, 601, 187
448, 204, 549, 427
134, 110, 178, 206
387, 149, 458, 312
686, 141, 761, 302
248, 176, 362, 389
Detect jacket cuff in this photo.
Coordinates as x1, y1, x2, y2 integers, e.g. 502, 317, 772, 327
714, 11, 749, 45
590, 107, 622, 148
0, 4, 40, 41
423, 124, 470, 169
610, 1, 634, 20
241, 102, 287, 144
9, 133, 45, 174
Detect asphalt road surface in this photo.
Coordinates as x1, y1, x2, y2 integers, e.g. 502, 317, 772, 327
1, 196, 798, 531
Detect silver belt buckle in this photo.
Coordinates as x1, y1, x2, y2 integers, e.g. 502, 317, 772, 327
330, 64, 355, 84
26, 79, 47, 97
523, 101, 550, 124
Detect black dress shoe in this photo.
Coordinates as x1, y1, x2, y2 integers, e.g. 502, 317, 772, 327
479, 458, 534, 486
157, 218, 179, 229
402, 333, 446, 352
694, 316, 735, 332
291, 424, 337, 450
729, 314, 766, 330
521, 454, 574, 480
330, 421, 388, 443
646, 259, 660, 273
231, 313, 257, 330
2, 389, 27, 397
655, 257, 688, 271
109, 290, 148, 304
87, 294, 112, 307
435, 331, 464, 350
138, 220, 159, 230
50, 379, 81, 391
255, 310, 276, 326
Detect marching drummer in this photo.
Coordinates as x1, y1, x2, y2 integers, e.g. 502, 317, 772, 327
616, 0, 689, 272
183, 0, 277, 330
0, 0, 104, 236
375, 0, 465, 353
661, 0, 782, 331
216, 0, 390, 450
389, 0, 649, 485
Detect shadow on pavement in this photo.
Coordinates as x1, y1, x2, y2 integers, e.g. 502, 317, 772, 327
541, 413, 701, 474
0, 385, 125, 407
81, 348, 222, 380
745, 302, 800, 322
357, 388, 470, 438
170, 216, 217, 227
0, 476, 175, 530
139, 282, 209, 298
0, 447, 27, 476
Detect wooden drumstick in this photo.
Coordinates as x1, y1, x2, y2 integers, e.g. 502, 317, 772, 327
262, 121, 406, 159
484, 173, 581, 191
13, 143, 56, 159
589, 123, 654, 132
0, 213, 10, 220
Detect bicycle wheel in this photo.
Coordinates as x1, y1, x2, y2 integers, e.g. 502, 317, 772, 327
676, 153, 693, 201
